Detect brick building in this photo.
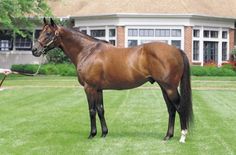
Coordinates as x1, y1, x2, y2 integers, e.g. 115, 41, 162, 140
1, 0, 236, 68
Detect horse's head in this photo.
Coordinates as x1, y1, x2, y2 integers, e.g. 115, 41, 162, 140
32, 18, 60, 57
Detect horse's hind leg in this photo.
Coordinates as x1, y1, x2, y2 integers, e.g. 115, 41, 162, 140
84, 85, 98, 138
96, 90, 108, 137
177, 105, 188, 143
160, 86, 177, 140
160, 86, 180, 141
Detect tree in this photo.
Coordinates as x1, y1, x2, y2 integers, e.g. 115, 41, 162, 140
0, 0, 51, 35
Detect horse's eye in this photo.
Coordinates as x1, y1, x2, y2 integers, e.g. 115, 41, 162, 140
46, 32, 51, 36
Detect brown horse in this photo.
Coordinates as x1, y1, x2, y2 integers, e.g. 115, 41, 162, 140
32, 18, 193, 143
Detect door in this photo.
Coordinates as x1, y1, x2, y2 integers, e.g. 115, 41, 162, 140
204, 41, 218, 64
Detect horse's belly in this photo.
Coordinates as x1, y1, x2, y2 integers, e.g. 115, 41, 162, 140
102, 78, 148, 90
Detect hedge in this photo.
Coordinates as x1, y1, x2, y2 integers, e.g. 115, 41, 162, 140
191, 65, 236, 76
11, 64, 77, 76
11, 64, 236, 76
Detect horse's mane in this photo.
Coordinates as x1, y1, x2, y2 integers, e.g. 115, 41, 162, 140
64, 27, 109, 44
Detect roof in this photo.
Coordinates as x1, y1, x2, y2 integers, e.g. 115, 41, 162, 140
47, 0, 236, 19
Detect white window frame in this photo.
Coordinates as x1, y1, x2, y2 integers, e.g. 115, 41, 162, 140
15, 30, 33, 51
125, 26, 184, 49
79, 26, 117, 46
192, 27, 229, 66
192, 27, 201, 63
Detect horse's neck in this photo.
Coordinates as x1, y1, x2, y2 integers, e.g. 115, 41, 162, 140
59, 28, 96, 66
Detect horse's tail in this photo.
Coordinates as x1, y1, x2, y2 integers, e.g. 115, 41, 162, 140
179, 50, 194, 129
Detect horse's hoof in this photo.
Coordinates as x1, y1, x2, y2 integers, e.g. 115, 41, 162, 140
88, 133, 96, 139
163, 135, 173, 141
101, 133, 108, 138
101, 129, 108, 138
88, 135, 95, 139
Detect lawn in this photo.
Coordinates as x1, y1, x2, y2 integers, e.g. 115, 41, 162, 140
0, 75, 236, 155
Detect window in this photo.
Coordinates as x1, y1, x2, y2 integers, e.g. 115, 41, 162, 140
0, 40, 11, 51
109, 29, 116, 37
128, 29, 138, 36
222, 31, 228, 39
109, 40, 116, 46
210, 31, 218, 38
127, 28, 183, 49
139, 29, 154, 37
128, 40, 138, 47
222, 42, 227, 61
204, 30, 210, 38
0, 30, 13, 51
171, 40, 181, 49
140, 40, 155, 44
15, 30, 32, 50
193, 28, 229, 65
90, 30, 105, 37
193, 41, 200, 61
171, 29, 181, 37
204, 30, 218, 38
80, 27, 117, 46
155, 29, 170, 37
157, 40, 168, 43
204, 42, 218, 63
193, 30, 200, 38
81, 30, 87, 34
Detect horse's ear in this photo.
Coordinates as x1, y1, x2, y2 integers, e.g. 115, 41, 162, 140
43, 17, 48, 25
50, 18, 57, 28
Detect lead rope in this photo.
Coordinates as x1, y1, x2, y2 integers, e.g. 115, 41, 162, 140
0, 74, 7, 88
13, 54, 45, 76
0, 55, 45, 89
31, 55, 44, 76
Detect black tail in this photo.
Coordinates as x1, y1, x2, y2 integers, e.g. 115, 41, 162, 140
179, 50, 194, 129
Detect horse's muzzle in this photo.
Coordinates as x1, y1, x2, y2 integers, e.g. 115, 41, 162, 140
32, 42, 44, 57
32, 48, 42, 57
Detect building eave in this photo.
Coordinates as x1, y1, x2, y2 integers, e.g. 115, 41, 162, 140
70, 13, 236, 21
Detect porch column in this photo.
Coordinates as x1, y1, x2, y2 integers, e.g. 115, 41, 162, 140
116, 26, 125, 48
229, 28, 235, 60
184, 26, 193, 64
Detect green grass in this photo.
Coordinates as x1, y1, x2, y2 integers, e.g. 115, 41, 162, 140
0, 75, 236, 154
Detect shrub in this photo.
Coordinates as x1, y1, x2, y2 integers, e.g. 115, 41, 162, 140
46, 48, 71, 64
191, 66, 208, 76
11, 64, 40, 74
11, 63, 76, 76
191, 65, 236, 76
12, 64, 236, 76
229, 48, 236, 61
57, 64, 77, 76
40, 64, 59, 75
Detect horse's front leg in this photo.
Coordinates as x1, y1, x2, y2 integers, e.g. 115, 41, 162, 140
84, 85, 97, 139
96, 90, 108, 137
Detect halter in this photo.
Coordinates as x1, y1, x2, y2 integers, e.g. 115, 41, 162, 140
37, 31, 59, 53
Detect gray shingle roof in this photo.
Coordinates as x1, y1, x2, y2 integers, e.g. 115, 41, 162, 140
47, 0, 236, 19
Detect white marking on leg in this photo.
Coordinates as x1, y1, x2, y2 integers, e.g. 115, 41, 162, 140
179, 129, 188, 143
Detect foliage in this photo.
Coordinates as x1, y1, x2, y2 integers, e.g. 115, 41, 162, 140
230, 48, 236, 61
0, 0, 51, 36
191, 65, 236, 76
11, 63, 76, 76
11, 64, 236, 77
46, 48, 71, 64
231, 48, 236, 56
